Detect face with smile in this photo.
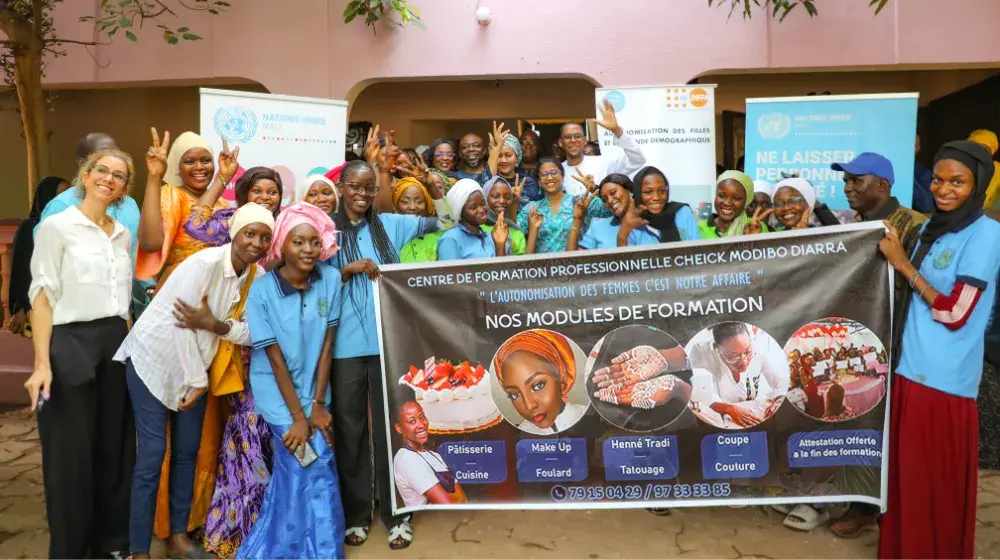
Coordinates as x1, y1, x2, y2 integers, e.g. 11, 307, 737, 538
179, 147, 214, 193
247, 178, 281, 213
461, 191, 489, 228
83, 156, 129, 205
281, 223, 321, 273
432, 143, 456, 171
747, 192, 772, 217
640, 173, 669, 215
304, 180, 337, 214
338, 167, 377, 220
501, 351, 565, 430
459, 134, 484, 168
487, 181, 513, 216
396, 185, 428, 216
395, 401, 430, 448
231, 223, 273, 268
520, 131, 539, 164
538, 162, 563, 195
600, 181, 632, 218
714, 179, 747, 223
558, 124, 586, 160
931, 159, 976, 212
773, 186, 809, 228
717, 332, 754, 374
497, 146, 518, 176
843, 173, 886, 215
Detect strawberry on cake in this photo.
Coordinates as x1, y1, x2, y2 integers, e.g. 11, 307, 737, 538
399, 357, 502, 434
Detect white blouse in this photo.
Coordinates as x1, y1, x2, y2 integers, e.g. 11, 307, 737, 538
29, 206, 132, 325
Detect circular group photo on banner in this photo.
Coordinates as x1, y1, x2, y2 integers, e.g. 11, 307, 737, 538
784, 317, 889, 422
684, 322, 790, 430
584, 325, 693, 433
489, 329, 590, 435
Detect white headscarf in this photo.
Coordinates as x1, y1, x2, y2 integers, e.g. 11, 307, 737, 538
229, 202, 275, 239
445, 179, 482, 222
296, 174, 339, 206
164, 131, 213, 187
774, 177, 816, 209
752, 180, 775, 198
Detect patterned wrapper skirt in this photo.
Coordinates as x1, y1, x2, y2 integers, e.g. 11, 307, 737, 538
235, 423, 346, 559
879, 374, 978, 559
203, 387, 273, 558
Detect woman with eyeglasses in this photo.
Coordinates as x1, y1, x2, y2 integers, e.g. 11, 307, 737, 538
24, 149, 136, 558
771, 176, 840, 230
519, 157, 609, 254
423, 137, 458, 173
327, 156, 441, 551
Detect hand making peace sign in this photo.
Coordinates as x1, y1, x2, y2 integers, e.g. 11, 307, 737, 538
217, 137, 241, 184
744, 206, 773, 235
146, 127, 170, 179
573, 190, 597, 221
572, 169, 597, 194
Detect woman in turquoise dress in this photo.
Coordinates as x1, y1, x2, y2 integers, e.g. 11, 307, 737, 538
518, 157, 609, 253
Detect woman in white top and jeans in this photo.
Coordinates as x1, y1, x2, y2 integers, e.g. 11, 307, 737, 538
25, 148, 136, 558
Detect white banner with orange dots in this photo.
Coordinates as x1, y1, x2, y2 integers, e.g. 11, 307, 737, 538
595, 85, 717, 220
199, 88, 348, 208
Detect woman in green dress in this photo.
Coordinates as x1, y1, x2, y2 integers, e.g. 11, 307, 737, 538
394, 177, 445, 263
481, 176, 527, 255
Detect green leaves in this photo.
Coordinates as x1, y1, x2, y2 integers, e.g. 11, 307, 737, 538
343, 0, 424, 33
707, 0, 887, 21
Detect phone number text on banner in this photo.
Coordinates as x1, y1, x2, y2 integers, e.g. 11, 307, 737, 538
375, 223, 891, 514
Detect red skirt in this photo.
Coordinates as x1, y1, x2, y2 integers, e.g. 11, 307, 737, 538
879, 374, 978, 559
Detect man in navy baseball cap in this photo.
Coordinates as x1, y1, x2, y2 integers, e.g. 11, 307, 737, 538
832, 152, 897, 218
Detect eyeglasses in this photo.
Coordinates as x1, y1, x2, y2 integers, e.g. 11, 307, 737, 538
773, 197, 805, 209
345, 182, 378, 195
718, 344, 754, 363
434, 151, 455, 159
561, 134, 585, 141
540, 170, 562, 178
91, 164, 128, 183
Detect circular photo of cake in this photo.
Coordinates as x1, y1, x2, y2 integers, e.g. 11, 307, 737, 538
398, 357, 502, 434
685, 322, 790, 430
489, 329, 590, 435
784, 318, 889, 422
585, 325, 693, 433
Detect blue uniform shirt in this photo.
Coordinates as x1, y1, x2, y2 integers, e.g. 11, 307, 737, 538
326, 213, 426, 359
248, 264, 342, 425
437, 225, 497, 261
36, 186, 141, 263
579, 217, 662, 250
674, 205, 701, 242
898, 216, 1000, 398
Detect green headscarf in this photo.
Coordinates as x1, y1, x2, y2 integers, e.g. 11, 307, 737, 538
715, 170, 754, 237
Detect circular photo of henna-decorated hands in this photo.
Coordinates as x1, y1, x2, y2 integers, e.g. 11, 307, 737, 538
585, 325, 693, 432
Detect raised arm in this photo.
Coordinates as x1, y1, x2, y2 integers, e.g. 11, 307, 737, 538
595, 99, 646, 176
139, 128, 169, 253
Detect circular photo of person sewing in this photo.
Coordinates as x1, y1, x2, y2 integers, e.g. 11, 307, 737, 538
392, 400, 469, 508
685, 322, 790, 430
490, 329, 590, 435
585, 325, 693, 432
784, 317, 888, 422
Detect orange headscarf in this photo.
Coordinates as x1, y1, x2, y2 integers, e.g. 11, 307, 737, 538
494, 330, 577, 401
392, 177, 436, 217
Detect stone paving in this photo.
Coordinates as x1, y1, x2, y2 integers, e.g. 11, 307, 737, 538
3, 413, 1000, 558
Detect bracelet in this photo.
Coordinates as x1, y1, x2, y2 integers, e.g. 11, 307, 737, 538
571, 226, 581, 232
311, 399, 324, 406
907, 269, 921, 288
919, 283, 931, 299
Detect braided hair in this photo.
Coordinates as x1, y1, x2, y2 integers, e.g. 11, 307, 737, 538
235, 166, 283, 217
334, 159, 400, 324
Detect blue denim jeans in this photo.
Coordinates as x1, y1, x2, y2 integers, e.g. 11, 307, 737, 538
125, 359, 206, 554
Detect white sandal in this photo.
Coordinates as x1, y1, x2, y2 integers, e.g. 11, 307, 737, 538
345, 526, 369, 546
388, 516, 413, 550
783, 504, 831, 531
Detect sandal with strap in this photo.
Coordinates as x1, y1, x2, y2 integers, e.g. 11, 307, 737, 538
783, 504, 831, 532
646, 507, 672, 516
345, 525, 370, 547
388, 516, 413, 550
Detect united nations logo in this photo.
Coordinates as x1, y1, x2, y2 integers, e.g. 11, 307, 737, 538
317, 297, 329, 317
213, 106, 258, 144
757, 112, 791, 139
934, 249, 955, 269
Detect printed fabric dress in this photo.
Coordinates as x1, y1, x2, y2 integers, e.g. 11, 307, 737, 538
183, 203, 275, 558
517, 194, 609, 253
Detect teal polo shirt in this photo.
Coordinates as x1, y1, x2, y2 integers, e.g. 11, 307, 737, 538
437, 225, 497, 261
898, 216, 1000, 399
579, 217, 661, 250
35, 186, 141, 263
325, 213, 428, 359
248, 263, 342, 425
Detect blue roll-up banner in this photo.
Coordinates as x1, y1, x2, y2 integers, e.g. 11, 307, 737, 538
745, 93, 919, 214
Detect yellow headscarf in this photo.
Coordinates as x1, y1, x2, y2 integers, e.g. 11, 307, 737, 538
392, 177, 436, 218
494, 330, 577, 401
163, 131, 214, 187
969, 130, 1000, 210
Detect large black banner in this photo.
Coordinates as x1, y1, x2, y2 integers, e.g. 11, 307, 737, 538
375, 223, 890, 514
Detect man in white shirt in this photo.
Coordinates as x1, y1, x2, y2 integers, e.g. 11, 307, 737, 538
561, 99, 646, 196
686, 322, 789, 428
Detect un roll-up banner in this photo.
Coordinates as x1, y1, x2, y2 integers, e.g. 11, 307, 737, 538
375, 223, 891, 514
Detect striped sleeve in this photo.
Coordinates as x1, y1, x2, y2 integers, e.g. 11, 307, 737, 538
930, 277, 985, 330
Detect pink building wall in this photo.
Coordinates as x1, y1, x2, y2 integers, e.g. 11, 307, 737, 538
42, 0, 1000, 99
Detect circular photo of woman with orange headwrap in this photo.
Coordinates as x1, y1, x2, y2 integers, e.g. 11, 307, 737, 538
490, 329, 590, 435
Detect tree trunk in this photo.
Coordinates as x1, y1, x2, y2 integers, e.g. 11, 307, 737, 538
12, 43, 50, 206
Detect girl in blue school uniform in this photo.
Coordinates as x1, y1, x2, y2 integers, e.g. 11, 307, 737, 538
326, 159, 440, 550
566, 173, 662, 251
437, 178, 509, 261
238, 202, 345, 559
877, 140, 1000, 559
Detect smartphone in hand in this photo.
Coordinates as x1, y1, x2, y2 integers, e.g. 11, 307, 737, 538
282, 432, 318, 468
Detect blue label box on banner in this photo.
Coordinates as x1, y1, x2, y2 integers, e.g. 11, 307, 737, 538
788, 430, 883, 468
516, 438, 588, 482
603, 435, 679, 481
701, 432, 769, 479
438, 440, 508, 484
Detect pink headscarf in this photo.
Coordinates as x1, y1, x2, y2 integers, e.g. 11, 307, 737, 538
268, 201, 340, 263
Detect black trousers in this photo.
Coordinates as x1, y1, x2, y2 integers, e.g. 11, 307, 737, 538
331, 355, 405, 529
38, 317, 134, 558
